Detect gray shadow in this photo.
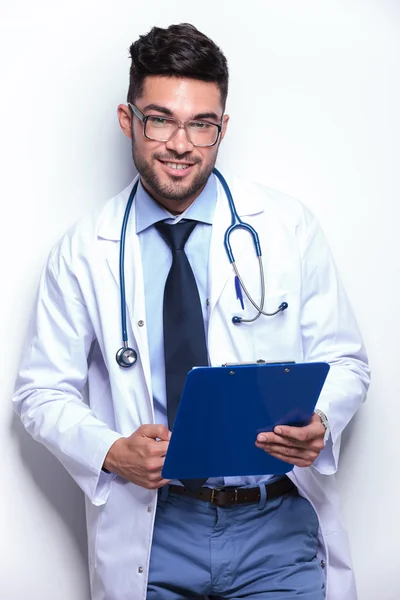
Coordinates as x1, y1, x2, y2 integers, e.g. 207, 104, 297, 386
11, 411, 89, 568
340, 412, 358, 451
335, 407, 367, 496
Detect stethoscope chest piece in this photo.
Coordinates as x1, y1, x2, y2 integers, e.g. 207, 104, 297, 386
116, 346, 138, 368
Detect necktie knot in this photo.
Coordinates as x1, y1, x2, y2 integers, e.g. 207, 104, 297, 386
155, 220, 198, 251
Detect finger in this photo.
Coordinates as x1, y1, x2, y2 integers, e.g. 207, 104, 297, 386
146, 469, 171, 485
256, 443, 319, 467
256, 438, 310, 453
272, 418, 324, 443
141, 477, 172, 490
256, 432, 295, 446
145, 457, 167, 473
151, 478, 172, 490
147, 440, 169, 457
257, 431, 322, 449
264, 451, 315, 468
144, 458, 164, 476
256, 442, 320, 462
158, 478, 172, 488
256, 437, 325, 455
138, 424, 172, 441
138, 460, 169, 480
256, 432, 310, 447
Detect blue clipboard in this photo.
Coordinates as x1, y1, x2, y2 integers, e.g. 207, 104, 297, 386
162, 361, 330, 479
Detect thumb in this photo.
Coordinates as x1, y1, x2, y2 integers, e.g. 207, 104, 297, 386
138, 424, 171, 441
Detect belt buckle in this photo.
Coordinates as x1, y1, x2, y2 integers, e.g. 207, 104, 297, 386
210, 487, 239, 506
210, 487, 223, 505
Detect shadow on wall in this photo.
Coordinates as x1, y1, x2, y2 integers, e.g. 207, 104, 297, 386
11, 412, 88, 565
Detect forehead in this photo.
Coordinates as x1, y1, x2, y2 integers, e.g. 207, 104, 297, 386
138, 76, 223, 117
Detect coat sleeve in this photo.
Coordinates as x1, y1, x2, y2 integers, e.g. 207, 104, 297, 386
12, 249, 123, 506
299, 213, 370, 474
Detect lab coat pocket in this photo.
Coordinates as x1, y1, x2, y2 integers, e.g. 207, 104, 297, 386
91, 478, 155, 590
251, 291, 302, 362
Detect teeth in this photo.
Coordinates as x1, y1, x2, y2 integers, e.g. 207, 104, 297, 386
165, 162, 190, 170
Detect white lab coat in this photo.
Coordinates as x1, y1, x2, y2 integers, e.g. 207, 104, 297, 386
13, 174, 370, 600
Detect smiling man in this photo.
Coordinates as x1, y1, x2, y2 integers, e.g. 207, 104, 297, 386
13, 23, 369, 600
119, 74, 228, 212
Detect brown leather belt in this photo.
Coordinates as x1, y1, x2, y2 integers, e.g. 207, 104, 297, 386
168, 476, 297, 507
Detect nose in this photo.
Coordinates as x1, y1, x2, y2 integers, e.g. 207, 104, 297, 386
165, 125, 194, 155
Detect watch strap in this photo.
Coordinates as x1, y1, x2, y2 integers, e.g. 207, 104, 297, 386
315, 409, 330, 443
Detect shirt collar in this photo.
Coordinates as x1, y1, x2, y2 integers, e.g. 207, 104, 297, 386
135, 173, 217, 234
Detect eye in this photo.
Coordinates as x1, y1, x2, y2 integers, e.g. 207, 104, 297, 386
148, 116, 169, 127
189, 121, 211, 130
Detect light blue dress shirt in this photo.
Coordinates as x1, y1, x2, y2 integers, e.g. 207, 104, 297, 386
136, 174, 273, 488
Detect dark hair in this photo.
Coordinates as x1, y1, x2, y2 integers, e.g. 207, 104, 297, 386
127, 23, 229, 109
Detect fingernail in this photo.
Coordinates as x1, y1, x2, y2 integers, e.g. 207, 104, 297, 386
257, 435, 266, 442
168, 431, 172, 440
275, 427, 282, 435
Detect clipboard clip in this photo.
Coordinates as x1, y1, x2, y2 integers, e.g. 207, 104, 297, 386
222, 360, 296, 366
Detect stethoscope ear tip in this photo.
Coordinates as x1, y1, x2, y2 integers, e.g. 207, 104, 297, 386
232, 301, 288, 324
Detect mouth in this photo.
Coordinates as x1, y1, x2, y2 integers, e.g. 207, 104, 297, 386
157, 159, 196, 178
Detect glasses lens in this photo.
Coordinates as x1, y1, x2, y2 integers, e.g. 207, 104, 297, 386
145, 117, 219, 146
186, 121, 219, 146
145, 117, 177, 142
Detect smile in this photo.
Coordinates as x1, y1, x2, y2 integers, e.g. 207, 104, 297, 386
163, 162, 191, 170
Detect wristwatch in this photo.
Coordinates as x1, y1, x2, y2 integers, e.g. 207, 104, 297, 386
315, 409, 330, 444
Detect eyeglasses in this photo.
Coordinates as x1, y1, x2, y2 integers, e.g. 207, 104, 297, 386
128, 103, 222, 147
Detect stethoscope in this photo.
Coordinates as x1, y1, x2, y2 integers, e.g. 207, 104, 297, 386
116, 168, 288, 368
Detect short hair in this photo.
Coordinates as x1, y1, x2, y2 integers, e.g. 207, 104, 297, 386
127, 23, 229, 110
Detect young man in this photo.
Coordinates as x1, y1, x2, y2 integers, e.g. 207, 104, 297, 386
13, 23, 369, 600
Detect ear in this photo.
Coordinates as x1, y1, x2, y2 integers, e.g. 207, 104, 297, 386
220, 113, 230, 141
117, 104, 133, 139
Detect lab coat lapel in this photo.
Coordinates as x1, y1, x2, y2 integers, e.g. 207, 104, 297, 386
97, 180, 136, 285
209, 175, 265, 313
97, 179, 152, 396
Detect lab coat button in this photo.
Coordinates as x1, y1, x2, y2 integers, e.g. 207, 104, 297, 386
138, 566, 143, 573
138, 320, 144, 327
147, 506, 152, 513
320, 560, 326, 569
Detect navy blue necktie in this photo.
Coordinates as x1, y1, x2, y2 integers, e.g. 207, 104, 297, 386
155, 220, 208, 490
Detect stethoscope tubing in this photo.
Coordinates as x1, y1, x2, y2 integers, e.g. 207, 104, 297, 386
213, 167, 287, 323
116, 169, 288, 366
119, 180, 139, 344
213, 167, 262, 262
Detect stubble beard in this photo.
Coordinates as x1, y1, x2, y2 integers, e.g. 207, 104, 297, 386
131, 138, 217, 203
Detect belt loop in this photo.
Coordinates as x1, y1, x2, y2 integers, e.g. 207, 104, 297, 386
159, 484, 169, 502
257, 484, 267, 510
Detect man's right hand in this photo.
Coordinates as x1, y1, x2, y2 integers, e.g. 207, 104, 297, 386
103, 424, 172, 489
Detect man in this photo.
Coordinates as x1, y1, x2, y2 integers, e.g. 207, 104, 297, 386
13, 23, 369, 600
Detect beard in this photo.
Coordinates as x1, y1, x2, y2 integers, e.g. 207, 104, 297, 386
131, 138, 217, 203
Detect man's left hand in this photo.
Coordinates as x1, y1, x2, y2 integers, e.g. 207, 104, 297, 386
255, 413, 326, 468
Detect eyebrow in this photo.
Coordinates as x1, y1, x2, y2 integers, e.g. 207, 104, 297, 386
193, 111, 221, 122
142, 104, 222, 122
142, 103, 174, 116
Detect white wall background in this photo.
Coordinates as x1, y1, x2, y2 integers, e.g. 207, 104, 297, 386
1, 1, 399, 598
